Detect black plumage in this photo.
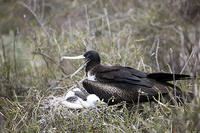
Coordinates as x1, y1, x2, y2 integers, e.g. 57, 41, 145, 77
63, 50, 194, 105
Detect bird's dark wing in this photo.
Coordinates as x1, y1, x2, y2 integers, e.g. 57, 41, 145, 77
82, 79, 168, 104
147, 73, 192, 82
98, 65, 147, 78
82, 79, 138, 104
93, 65, 153, 88
66, 96, 78, 103
74, 91, 88, 101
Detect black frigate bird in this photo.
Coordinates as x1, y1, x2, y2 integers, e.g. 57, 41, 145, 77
61, 50, 194, 105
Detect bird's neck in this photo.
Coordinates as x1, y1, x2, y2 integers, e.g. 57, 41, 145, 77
86, 61, 99, 74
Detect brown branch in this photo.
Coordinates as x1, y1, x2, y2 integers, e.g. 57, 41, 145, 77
32, 51, 68, 75
32, 51, 57, 64
17, 1, 54, 45
169, 48, 178, 106
1, 37, 10, 81
155, 38, 160, 71
13, 32, 18, 78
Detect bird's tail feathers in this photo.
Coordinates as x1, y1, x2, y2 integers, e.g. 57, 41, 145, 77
147, 73, 195, 82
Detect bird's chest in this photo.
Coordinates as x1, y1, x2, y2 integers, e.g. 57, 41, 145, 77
87, 71, 96, 81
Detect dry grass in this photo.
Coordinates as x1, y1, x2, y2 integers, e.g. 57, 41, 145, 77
0, 0, 200, 132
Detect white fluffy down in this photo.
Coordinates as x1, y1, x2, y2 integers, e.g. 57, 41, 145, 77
61, 89, 102, 109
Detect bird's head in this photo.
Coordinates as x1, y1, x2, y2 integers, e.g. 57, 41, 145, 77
86, 94, 100, 105
61, 50, 101, 78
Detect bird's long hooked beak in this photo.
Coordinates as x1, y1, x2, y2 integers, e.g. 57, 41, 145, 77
61, 55, 89, 78
70, 60, 89, 78
61, 55, 85, 60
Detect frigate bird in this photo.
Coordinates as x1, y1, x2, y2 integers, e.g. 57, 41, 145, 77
61, 88, 102, 109
61, 50, 194, 105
